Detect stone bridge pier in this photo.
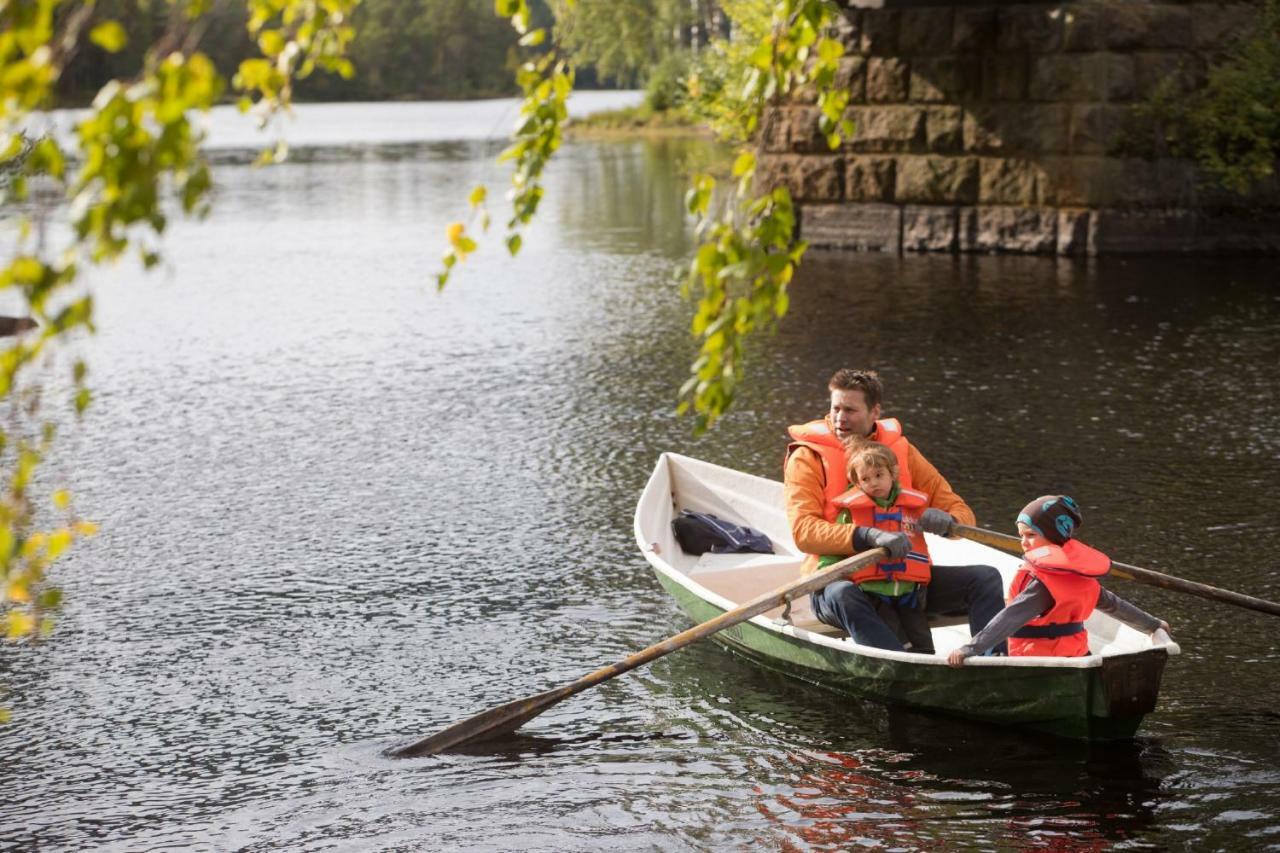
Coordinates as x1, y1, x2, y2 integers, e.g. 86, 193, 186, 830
758, 0, 1278, 254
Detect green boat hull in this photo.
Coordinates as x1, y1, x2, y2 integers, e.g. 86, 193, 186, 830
656, 572, 1166, 741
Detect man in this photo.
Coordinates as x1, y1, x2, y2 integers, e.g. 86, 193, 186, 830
784, 368, 1005, 652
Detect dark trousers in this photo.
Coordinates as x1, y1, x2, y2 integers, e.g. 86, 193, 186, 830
810, 563, 1007, 654
875, 598, 935, 654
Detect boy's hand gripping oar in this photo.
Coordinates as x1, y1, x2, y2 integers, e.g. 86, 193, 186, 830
385, 546, 888, 758
950, 523, 1280, 619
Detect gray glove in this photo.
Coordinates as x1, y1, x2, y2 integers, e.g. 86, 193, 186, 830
919, 508, 955, 537
855, 527, 910, 561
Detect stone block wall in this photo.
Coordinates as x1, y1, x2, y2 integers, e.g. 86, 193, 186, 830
758, 0, 1279, 255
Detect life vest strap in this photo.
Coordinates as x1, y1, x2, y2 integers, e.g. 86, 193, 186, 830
1012, 621, 1085, 639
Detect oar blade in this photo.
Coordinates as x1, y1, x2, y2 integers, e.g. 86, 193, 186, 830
386, 684, 575, 758
388, 548, 889, 757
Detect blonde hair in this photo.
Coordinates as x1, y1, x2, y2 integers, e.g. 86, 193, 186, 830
847, 442, 898, 483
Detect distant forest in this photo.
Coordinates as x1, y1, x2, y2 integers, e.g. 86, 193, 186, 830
59, 0, 549, 103
57, 0, 731, 104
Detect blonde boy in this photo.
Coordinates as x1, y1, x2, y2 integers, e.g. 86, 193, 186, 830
819, 443, 936, 653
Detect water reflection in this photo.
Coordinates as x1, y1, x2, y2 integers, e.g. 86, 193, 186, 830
655, 644, 1170, 850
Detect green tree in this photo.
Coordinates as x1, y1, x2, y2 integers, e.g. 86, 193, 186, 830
1143, 0, 1280, 196
302, 0, 521, 100
551, 0, 687, 87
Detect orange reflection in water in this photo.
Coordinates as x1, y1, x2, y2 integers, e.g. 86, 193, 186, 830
753, 747, 1142, 851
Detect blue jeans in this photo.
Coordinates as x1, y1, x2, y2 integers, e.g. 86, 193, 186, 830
810, 563, 1006, 653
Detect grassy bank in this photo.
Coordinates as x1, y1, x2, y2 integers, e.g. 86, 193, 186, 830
566, 103, 709, 138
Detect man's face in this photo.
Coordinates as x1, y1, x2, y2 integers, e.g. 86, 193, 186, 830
829, 388, 881, 441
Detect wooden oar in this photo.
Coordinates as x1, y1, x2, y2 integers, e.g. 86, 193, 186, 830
386, 546, 888, 758
952, 523, 1280, 618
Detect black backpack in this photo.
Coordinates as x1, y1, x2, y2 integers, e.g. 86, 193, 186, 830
671, 510, 774, 556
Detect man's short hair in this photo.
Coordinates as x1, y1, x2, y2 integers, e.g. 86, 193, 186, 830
828, 368, 882, 409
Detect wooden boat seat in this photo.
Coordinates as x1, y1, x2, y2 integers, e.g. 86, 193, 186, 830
686, 552, 970, 638
687, 553, 840, 634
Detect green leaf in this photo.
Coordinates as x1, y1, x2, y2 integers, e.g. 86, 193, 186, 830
89, 21, 128, 54
468, 185, 487, 208
506, 233, 522, 256
817, 37, 843, 65
0, 135, 24, 163
28, 138, 64, 180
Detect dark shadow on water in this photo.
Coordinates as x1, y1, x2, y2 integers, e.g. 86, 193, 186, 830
385, 727, 693, 762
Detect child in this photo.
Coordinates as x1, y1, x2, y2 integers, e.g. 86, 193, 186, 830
947, 495, 1170, 666
819, 442, 936, 654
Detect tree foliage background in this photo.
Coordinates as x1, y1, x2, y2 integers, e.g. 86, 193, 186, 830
1141, 0, 1280, 197
56, 0, 532, 103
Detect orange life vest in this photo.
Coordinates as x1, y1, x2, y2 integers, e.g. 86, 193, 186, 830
1007, 539, 1111, 658
831, 486, 932, 585
784, 417, 914, 523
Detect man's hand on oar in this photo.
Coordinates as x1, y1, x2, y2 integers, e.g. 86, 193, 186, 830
385, 546, 889, 758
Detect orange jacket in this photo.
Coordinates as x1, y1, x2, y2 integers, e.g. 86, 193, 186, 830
783, 415, 976, 576
832, 486, 932, 585
1007, 540, 1111, 657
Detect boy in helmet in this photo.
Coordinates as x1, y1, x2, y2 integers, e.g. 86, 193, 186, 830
947, 495, 1170, 665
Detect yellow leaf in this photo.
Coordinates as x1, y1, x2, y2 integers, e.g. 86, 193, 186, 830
52, 489, 70, 510
258, 30, 285, 57
6, 582, 29, 603
89, 21, 128, 54
21, 532, 45, 557
446, 222, 465, 244
46, 529, 72, 561
6, 611, 34, 639
74, 521, 99, 537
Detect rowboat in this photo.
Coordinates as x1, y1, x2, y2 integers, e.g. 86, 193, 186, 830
633, 452, 1180, 741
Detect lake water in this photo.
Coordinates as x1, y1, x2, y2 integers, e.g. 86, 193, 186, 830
3, 97, 1279, 851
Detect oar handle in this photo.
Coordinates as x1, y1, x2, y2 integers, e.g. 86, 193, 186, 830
952, 523, 1280, 619
564, 546, 889, 696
